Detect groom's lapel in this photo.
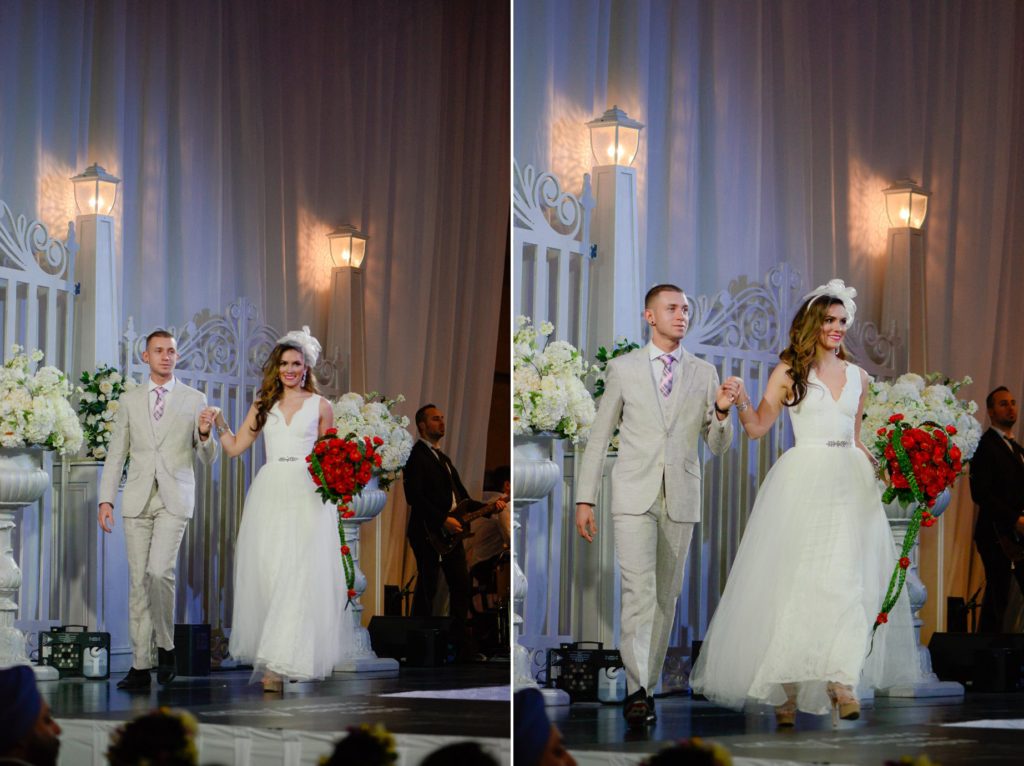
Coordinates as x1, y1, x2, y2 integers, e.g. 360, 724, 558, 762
666, 349, 698, 432
636, 351, 667, 428
153, 384, 187, 447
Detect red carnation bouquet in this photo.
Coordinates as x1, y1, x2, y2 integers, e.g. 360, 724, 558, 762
306, 427, 384, 606
872, 414, 963, 632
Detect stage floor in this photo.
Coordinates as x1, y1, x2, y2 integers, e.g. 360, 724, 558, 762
554, 691, 1024, 765
42, 662, 510, 765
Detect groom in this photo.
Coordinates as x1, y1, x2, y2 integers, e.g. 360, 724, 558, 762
98, 330, 219, 690
575, 284, 738, 728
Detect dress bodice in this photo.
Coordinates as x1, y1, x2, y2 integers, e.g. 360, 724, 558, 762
789, 364, 860, 446
262, 395, 321, 461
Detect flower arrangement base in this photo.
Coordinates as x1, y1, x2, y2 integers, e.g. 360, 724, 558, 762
333, 480, 399, 675
0, 448, 59, 679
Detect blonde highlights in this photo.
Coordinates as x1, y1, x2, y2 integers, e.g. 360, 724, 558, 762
779, 296, 847, 407
252, 342, 317, 432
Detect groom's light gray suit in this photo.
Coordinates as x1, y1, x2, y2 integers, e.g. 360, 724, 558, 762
577, 344, 732, 694
99, 379, 218, 668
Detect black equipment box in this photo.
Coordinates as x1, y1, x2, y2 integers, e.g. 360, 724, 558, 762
545, 641, 624, 703
38, 625, 110, 679
174, 623, 211, 676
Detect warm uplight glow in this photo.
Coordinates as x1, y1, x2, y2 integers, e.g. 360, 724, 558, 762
586, 106, 644, 168
883, 178, 930, 229
71, 163, 121, 216
328, 224, 368, 269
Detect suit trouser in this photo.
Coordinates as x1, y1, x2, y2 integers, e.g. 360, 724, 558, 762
977, 538, 1024, 633
409, 534, 472, 654
613, 485, 695, 695
122, 484, 189, 668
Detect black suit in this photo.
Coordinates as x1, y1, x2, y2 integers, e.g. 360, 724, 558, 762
403, 439, 473, 653
969, 428, 1024, 632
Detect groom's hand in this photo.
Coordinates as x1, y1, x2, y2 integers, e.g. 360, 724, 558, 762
715, 376, 743, 417
98, 503, 115, 533
575, 503, 597, 543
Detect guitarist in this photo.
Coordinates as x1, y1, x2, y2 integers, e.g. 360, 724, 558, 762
970, 386, 1024, 632
404, 404, 506, 661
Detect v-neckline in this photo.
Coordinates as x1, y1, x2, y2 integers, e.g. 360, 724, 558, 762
812, 364, 850, 403
276, 394, 313, 427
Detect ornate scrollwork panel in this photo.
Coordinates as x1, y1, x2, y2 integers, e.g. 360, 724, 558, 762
513, 162, 594, 242
0, 200, 75, 281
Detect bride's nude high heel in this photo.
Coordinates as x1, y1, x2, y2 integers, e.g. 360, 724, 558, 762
774, 683, 798, 727
826, 682, 860, 725
262, 670, 283, 694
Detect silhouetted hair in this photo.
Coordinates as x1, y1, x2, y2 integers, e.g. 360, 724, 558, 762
415, 404, 438, 428
420, 742, 498, 766
987, 386, 1010, 410
779, 295, 848, 407
145, 329, 175, 349
322, 727, 396, 766
107, 709, 196, 766
644, 283, 684, 308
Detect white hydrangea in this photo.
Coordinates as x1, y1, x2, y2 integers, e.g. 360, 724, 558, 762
0, 347, 83, 455
329, 392, 414, 489
513, 317, 596, 444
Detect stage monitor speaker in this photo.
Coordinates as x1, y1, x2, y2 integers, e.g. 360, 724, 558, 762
368, 616, 453, 664
929, 632, 1024, 692
174, 623, 211, 676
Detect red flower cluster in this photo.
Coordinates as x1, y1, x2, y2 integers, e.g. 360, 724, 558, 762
307, 428, 384, 504
876, 420, 962, 508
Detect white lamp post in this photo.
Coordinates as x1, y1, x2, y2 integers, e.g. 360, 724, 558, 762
69, 163, 121, 382
326, 225, 368, 394
883, 178, 931, 230
584, 107, 644, 363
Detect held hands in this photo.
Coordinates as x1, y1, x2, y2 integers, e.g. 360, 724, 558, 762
98, 502, 115, 534
575, 503, 597, 543
197, 407, 218, 438
715, 376, 745, 415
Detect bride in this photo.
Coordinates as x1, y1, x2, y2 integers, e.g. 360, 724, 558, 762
689, 280, 921, 725
214, 327, 348, 692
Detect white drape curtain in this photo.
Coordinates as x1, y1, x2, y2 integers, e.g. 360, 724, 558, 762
515, 0, 1024, 639
1, 0, 509, 621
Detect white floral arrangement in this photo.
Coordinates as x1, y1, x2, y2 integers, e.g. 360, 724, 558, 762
77, 365, 138, 460
862, 372, 983, 466
0, 345, 84, 455
513, 316, 595, 445
331, 391, 414, 490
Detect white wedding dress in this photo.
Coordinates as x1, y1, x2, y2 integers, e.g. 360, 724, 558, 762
229, 394, 352, 680
689, 364, 922, 714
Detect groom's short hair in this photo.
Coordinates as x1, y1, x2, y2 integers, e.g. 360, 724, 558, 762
645, 283, 684, 308
415, 404, 438, 428
986, 386, 1010, 410
145, 329, 175, 348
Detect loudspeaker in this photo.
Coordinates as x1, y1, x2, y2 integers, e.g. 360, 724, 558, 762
174, 624, 211, 676
368, 616, 453, 664
929, 632, 1024, 691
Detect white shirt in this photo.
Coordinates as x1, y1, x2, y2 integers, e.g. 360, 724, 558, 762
648, 341, 682, 385
420, 437, 457, 512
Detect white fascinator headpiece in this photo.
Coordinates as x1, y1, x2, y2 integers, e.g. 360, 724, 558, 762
277, 325, 322, 367
801, 278, 857, 327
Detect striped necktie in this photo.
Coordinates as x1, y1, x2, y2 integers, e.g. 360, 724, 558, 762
658, 354, 676, 398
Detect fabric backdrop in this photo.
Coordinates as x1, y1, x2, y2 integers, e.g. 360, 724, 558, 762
515, 0, 1024, 641
0, 0, 509, 622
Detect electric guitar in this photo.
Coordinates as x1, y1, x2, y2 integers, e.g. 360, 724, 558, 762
425, 495, 508, 556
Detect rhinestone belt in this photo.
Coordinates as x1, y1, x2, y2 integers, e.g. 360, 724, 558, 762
825, 440, 851, 448
277, 456, 301, 462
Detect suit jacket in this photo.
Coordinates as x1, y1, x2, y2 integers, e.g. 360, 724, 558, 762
404, 439, 469, 546
576, 346, 733, 523
98, 379, 219, 518
970, 427, 1024, 546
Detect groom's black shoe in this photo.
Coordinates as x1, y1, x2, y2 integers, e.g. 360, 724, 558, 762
116, 667, 151, 691
646, 695, 657, 724
623, 687, 652, 729
157, 648, 177, 684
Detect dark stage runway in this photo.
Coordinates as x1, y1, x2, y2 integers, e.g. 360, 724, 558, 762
42, 662, 510, 764
553, 691, 1024, 765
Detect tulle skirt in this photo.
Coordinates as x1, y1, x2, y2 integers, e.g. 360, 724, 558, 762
229, 461, 351, 680
689, 445, 923, 714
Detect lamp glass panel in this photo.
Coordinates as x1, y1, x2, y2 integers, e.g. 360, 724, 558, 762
75, 178, 119, 215
618, 126, 640, 166
590, 125, 616, 165
330, 233, 353, 266
909, 193, 928, 228
885, 191, 909, 227
349, 238, 366, 268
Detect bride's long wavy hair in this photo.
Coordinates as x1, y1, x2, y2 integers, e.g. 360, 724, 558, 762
779, 295, 848, 407
251, 342, 318, 432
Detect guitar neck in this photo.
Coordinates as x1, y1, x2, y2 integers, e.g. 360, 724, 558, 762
462, 500, 501, 523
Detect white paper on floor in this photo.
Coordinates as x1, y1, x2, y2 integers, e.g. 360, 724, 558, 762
942, 719, 1024, 730
381, 685, 510, 701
